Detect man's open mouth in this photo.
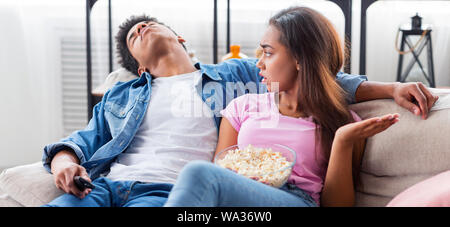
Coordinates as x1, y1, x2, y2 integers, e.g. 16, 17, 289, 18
140, 27, 151, 40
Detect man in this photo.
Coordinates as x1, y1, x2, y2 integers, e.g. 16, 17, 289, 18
42, 15, 438, 207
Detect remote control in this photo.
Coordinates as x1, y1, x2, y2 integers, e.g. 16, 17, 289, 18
74, 176, 95, 191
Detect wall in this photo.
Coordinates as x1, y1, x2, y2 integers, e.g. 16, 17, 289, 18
0, 0, 85, 168
366, 1, 450, 86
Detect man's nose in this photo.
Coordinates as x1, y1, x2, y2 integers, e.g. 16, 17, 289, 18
136, 23, 148, 34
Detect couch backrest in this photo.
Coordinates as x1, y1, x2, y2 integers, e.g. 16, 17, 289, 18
349, 88, 450, 206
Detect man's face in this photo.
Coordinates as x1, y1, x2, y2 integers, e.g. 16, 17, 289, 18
126, 21, 180, 70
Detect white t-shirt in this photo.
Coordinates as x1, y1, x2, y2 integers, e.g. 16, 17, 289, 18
107, 70, 218, 184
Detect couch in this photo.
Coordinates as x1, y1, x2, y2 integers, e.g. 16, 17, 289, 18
352, 88, 450, 206
1, 69, 450, 206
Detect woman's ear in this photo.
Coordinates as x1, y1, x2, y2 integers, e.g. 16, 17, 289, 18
296, 61, 300, 71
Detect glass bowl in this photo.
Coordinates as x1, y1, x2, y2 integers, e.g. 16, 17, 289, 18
213, 144, 296, 188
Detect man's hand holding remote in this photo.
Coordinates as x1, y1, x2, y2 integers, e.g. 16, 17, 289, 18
50, 150, 92, 199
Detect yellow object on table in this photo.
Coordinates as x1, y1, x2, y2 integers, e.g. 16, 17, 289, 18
221, 45, 248, 62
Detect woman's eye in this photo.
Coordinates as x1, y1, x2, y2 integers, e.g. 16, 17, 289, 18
264, 52, 272, 57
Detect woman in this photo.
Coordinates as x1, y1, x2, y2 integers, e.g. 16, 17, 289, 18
164, 6, 399, 207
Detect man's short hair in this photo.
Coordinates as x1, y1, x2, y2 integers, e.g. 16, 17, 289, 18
115, 14, 186, 76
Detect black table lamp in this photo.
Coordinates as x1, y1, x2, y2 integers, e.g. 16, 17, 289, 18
396, 13, 435, 87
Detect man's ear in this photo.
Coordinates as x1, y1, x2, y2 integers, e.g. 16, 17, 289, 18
177, 36, 186, 44
137, 66, 148, 77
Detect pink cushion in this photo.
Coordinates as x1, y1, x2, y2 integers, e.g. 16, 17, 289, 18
387, 170, 450, 207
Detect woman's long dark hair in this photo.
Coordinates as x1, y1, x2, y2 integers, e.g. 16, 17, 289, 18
269, 7, 354, 162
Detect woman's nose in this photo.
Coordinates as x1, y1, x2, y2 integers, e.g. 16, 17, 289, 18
256, 57, 264, 70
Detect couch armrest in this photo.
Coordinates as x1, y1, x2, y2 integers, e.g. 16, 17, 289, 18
0, 162, 63, 207
0, 186, 23, 207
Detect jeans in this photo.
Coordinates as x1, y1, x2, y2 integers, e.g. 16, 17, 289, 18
43, 177, 173, 207
164, 161, 318, 207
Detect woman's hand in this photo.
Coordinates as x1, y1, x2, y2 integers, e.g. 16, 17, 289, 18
335, 113, 400, 147
322, 113, 400, 207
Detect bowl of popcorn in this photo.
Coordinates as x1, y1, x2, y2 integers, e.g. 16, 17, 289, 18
213, 144, 296, 188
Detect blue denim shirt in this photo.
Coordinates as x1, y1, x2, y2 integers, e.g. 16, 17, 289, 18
42, 58, 367, 179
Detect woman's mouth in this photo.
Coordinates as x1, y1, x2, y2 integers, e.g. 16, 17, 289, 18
259, 73, 267, 83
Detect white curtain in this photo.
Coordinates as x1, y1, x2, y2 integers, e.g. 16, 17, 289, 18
0, 0, 85, 168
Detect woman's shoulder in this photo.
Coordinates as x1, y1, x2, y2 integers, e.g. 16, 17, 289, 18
225, 92, 273, 113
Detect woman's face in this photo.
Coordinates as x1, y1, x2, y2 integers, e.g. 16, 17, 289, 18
256, 25, 299, 92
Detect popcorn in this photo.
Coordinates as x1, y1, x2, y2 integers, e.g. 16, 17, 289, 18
216, 144, 294, 187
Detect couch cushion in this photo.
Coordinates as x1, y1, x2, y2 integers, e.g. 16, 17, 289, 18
0, 162, 63, 207
387, 170, 450, 206
0, 186, 23, 207
92, 68, 138, 96
350, 88, 450, 206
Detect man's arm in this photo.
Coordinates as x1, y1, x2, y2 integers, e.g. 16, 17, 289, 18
236, 59, 438, 119
355, 81, 439, 119
42, 91, 113, 198
354, 81, 395, 101
42, 97, 112, 172
335, 72, 368, 104
237, 59, 368, 103
326, 72, 438, 120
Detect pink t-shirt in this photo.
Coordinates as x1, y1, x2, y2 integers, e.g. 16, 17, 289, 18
220, 92, 361, 205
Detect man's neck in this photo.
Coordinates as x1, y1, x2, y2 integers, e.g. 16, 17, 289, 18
147, 49, 197, 78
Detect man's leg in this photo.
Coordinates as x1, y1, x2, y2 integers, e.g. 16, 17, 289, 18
43, 177, 113, 207
164, 161, 317, 207
122, 182, 173, 207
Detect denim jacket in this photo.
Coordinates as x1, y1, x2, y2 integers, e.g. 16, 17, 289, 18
42, 58, 367, 179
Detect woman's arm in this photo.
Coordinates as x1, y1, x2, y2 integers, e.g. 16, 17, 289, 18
214, 117, 239, 158
320, 138, 365, 207
321, 114, 399, 207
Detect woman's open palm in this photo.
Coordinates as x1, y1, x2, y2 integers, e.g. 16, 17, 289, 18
335, 113, 400, 145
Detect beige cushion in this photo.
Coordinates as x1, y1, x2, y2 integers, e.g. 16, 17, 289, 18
0, 186, 23, 207
350, 88, 450, 206
387, 170, 450, 206
0, 162, 63, 207
92, 68, 138, 96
